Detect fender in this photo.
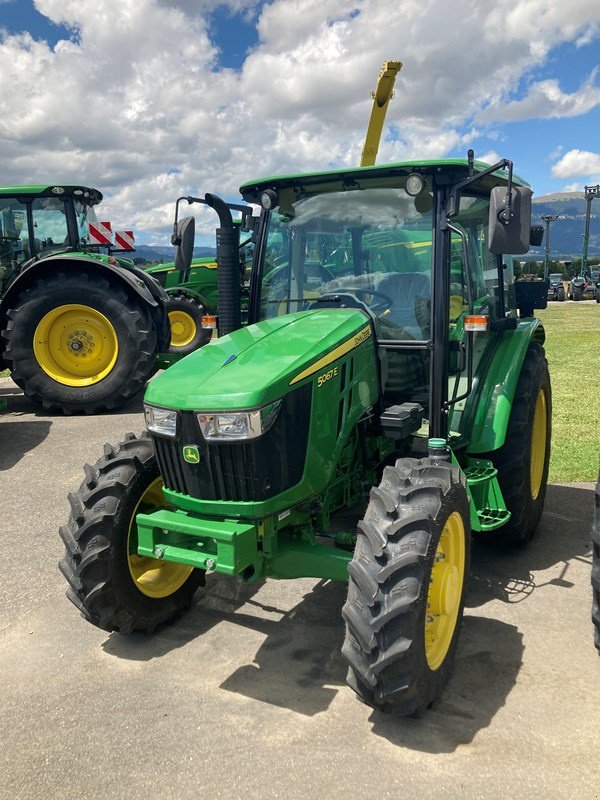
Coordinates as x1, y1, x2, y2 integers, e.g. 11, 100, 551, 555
0, 254, 165, 315
467, 318, 545, 454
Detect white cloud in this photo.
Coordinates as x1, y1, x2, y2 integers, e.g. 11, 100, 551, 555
0, 0, 598, 242
552, 149, 600, 178
479, 69, 600, 123
563, 182, 583, 192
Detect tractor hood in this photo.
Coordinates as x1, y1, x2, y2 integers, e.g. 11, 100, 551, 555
145, 308, 372, 411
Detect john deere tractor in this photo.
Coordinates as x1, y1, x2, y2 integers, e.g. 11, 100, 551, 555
60, 156, 551, 715
0, 185, 170, 413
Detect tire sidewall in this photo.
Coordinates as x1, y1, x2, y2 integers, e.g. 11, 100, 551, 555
5, 272, 156, 410
166, 295, 211, 355
411, 484, 471, 707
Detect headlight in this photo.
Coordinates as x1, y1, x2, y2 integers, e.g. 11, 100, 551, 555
198, 399, 282, 442
144, 405, 178, 437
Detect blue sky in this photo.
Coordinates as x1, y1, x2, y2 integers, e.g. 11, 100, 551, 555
0, 0, 599, 243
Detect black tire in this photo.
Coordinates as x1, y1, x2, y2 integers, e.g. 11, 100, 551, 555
593, 479, 600, 654
342, 458, 471, 716
1, 271, 157, 414
59, 432, 203, 634
483, 343, 551, 545
166, 292, 211, 356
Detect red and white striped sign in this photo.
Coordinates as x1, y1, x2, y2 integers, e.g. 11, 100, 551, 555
114, 230, 135, 251
88, 220, 112, 246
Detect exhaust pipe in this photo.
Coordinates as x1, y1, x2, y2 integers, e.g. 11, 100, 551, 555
205, 193, 241, 337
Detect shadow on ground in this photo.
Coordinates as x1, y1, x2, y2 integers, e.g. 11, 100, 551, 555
468, 483, 594, 608
100, 482, 591, 749
0, 381, 145, 418
0, 420, 52, 470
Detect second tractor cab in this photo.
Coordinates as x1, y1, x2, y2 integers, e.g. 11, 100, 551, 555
60, 154, 551, 716
0, 185, 170, 413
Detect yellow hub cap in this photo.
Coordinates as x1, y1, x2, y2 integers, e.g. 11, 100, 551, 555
425, 511, 465, 671
127, 478, 194, 598
168, 309, 197, 348
33, 304, 118, 387
530, 389, 547, 500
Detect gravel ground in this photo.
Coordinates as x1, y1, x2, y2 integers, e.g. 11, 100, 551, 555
1, 376, 598, 800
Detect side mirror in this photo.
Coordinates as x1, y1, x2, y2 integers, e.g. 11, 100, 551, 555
173, 216, 195, 271
488, 185, 532, 255
529, 225, 544, 247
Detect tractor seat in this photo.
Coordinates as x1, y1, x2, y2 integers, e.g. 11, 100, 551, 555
375, 271, 431, 339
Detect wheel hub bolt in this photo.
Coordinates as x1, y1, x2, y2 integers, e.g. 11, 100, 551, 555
205, 558, 216, 570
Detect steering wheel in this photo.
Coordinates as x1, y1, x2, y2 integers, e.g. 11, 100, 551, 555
319, 286, 393, 315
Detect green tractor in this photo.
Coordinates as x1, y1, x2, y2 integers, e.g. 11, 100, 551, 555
0, 185, 170, 414
60, 155, 551, 715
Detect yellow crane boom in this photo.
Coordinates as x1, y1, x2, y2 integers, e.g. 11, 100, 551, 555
360, 60, 403, 168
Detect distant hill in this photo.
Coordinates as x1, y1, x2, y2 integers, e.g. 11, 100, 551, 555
126, 244, 216, 264
530, 192, 599, 258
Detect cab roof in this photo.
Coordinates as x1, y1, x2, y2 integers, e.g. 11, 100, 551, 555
0, 185, 102, 204
240, 158, 530, 204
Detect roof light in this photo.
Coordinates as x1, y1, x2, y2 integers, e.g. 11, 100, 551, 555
405, 173, 424, 196
260, 189, 279, 210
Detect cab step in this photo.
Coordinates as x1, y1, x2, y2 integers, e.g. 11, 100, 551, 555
465, 458, 511, 532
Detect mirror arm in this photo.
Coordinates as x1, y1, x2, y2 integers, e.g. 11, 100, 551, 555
446, 157, 514, 221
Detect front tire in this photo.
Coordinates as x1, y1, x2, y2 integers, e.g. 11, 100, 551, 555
58, 432, 203, 634
484, 343, 551, 545
166, 293, 211, 356
1, 271, 158, 413
342, 458, 471, 716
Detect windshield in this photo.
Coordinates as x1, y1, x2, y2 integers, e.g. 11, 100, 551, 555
259, 185, 434, 340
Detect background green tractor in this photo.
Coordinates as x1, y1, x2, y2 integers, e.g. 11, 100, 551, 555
146, 213, 254, 361
0, 185, 170, 413
60, 155, 551, 715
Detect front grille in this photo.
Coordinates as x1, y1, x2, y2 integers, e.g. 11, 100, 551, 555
153, 383, 312, 502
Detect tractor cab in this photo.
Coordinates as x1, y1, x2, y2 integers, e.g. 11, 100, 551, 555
0, 186, 102, 293
240, 158, 537, 440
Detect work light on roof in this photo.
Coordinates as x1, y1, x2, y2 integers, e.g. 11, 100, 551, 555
260, 189, 279, 210
405, 173, 424, 197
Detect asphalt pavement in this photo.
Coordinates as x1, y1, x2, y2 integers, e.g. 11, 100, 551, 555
1, 375, 598, 800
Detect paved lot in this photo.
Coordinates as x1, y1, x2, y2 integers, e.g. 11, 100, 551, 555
1, 376, 598, 800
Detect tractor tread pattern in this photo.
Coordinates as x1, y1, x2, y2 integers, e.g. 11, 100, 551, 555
1, 271, 158, 414
58, 432, 203, 634
342, 457, 470, 716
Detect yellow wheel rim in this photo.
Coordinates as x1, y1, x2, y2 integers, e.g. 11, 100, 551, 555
530, 389, 547, 501
33, 304, 118, 387
168, 309, 197, 348
425, 511, 465, 671
127, 477, 194, 598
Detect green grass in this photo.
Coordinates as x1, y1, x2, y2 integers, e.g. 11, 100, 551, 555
0, 369, 8, 378
537, 303, 599, 482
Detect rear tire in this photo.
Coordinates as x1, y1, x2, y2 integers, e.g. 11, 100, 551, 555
483, 343, 551, 545
1, 271, 157, 414
59, 432, 203, 634
166, 292, 211, 356
342, 458, 470, 716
